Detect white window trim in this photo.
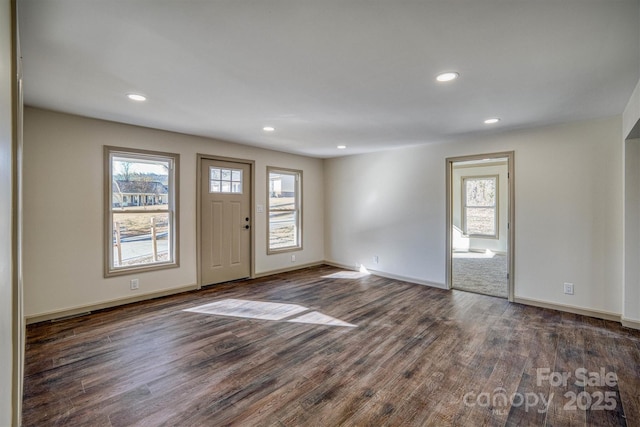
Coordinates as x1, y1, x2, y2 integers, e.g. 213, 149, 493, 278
104, 146, 180, 277
267, 167, 302, 254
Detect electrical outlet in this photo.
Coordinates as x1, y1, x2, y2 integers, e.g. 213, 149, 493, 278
291, 254, 296, 263
373, 255, 379, 264
563, 282, 574, 295
130, 279, 139, 290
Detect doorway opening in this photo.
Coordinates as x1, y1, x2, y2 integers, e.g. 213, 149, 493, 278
446, 152, 514, 300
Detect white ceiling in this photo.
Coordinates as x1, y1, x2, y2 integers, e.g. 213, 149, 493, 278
18, 0, 640, 158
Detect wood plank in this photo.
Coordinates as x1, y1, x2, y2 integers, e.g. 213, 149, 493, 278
22, 265, 640, 426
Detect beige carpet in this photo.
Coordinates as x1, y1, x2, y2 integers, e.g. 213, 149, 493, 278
452, 251, 508, 298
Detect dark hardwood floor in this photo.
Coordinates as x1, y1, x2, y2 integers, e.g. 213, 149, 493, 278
23, 265, 640, 426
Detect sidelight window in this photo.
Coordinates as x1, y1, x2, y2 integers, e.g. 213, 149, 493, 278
268, 167, 302, 253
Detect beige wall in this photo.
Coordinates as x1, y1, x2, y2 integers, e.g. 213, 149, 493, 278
23, 108, 324, 318
325, 116, 623, 316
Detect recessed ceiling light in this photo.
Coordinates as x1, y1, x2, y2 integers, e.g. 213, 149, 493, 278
127, 93, 146, 102
337, 145, 347, 149
484, 118, 501, 124
436, 72, 459, 82
263, 126, 275, 132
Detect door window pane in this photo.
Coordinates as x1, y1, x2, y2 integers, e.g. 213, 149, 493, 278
209, 167, 242, 193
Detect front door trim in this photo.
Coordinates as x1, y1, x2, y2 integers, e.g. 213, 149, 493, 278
445, 151, 515, 301
196, 154, 255, 288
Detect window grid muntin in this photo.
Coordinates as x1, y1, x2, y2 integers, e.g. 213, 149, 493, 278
209, 167, 243, 194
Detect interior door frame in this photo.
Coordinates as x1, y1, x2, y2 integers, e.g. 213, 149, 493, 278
445, 151, 515, 301
196, 154, 255, 289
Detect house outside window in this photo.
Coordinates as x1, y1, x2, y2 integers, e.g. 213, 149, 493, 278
267, 167, 302, 253
105, 146, 179, 276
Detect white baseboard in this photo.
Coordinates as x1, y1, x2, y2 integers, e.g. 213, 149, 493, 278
621, 317, 640, 330
324, 260, 447, 289
513, 296, 621, 322
253, 261, 324, 278
323, 260, 359, 271
367, 268, 447, 289
26, 283, 198, 324
27, 263, 325, 324
26, 263, 632, 331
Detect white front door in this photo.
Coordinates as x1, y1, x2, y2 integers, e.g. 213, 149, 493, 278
200, 158, 251, 285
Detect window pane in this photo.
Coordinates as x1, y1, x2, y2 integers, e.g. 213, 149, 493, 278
465, 207, 496, 235
465, 178, 496, 207
269, 211, 298, 249
210, 168, 220, 180
112, 212, 171, 267
269, 173, 296, 211
269, 195, 295, 211
221, 169, 231, 180
112, 158, 169, 209
232, 170, 242, 182
268, 169, 301, 252
221, 181, 231, 193
210, 181, 221, 193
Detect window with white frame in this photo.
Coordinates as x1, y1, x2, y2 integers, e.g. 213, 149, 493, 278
268, 167, 302, 253
105, 146, 179, 276
462, 175, 498, 238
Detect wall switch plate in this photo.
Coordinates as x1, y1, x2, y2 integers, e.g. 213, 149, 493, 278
373, 255, 379, 264
291, 255, 296, 262
257, 204, 264, 213
563, 282, 574, 295
130, 279, 139, 290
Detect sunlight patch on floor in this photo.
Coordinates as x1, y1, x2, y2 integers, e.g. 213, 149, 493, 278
183, 299, 306, 320
323, 270, 369, 279
323, 265, 371, 279
183, 298, 357, 327
288, 311, 357, 327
